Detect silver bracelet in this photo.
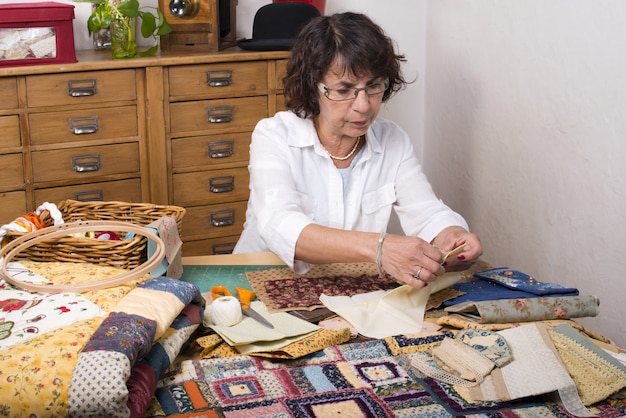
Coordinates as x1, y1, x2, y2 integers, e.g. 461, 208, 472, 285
376, 231, 387, 277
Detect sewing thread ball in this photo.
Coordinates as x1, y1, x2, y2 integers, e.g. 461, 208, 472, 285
209, 296, 242, 326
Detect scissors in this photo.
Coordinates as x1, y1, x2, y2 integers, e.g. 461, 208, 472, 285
211, 285, 274, 329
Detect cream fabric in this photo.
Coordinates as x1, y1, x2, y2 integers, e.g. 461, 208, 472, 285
113, 287, 183, 340
457, 323, 594, 417
206, 300, 319, 349
319, 272, 461, 339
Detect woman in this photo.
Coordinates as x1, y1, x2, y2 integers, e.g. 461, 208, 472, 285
234, 12, 482, 288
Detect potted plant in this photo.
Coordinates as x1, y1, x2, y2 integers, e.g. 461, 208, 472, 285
77, 0, 172, 58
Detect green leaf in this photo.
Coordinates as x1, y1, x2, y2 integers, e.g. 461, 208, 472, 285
79, 0, 170, 56
86, 7, 111, 34
117, 0, 140, 17
137, 44, 159, 57
156, 8, 172, 35
140, 12, 156, 38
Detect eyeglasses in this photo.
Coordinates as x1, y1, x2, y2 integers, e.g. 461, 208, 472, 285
317, 79, 389, 102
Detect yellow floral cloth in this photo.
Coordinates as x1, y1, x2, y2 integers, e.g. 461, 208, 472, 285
0, 261, 148, 417
196, 328, 351, 360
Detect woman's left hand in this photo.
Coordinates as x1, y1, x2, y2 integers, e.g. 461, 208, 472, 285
431, 226, 483, 271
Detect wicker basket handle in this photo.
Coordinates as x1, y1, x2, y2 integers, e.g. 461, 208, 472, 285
0, 220, 166, 293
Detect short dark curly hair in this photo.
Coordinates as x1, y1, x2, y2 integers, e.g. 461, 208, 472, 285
284, 12, 407, 119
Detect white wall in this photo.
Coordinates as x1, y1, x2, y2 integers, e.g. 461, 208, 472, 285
425, 0, 626, 347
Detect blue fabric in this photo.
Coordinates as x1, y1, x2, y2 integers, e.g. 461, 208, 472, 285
473, 267, 579, 295
444, 267, 579, 307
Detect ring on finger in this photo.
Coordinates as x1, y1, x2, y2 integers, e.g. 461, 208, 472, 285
414, 266, 423, 280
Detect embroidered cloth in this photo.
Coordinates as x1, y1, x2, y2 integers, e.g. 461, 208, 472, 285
456, 323, 594, 417
549, 323, 626, 405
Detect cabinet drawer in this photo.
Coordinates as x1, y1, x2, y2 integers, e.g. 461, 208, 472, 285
34, 178, 142, 204
182, 236, 239, 256
0, 154, 24, 188
275, 94, 286, 114
173, 167, 249, 206
29, 105, 138, 146
172, 132, 251, 170
170, 96, 267, 136
182, 201, 246, 241
169, 61, 268, 98
0, 191, 27, 223
276, 59, 287, 90
26, 70, 137, 107
31, 143, 140, 183
0, 77, 18, 110
0, 115, 20, 148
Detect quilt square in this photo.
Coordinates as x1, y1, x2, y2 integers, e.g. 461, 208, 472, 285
211, 376, 266, 406
289, 363, 351, 394
222, 400, 289, 417
353, 360, 408, 386
198, 356, 257, 381
285, 388, 393, 418
337, 339, 391, 361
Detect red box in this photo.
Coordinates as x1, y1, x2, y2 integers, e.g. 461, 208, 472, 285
0, 2, 77, 67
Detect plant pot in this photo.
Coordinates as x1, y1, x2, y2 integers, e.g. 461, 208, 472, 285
110, 14, 137, 58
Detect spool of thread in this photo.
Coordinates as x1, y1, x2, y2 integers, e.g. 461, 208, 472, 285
209, 296, 243, 326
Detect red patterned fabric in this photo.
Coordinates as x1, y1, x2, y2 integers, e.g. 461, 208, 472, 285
263, 273, 400, 309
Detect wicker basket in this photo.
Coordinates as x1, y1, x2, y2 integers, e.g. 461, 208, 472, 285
4, 200, 186, 270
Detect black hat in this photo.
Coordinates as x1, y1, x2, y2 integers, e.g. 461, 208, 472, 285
237, 2, 321, 51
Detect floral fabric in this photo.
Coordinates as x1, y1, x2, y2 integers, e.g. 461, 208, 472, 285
0, 262, 204, 418
445, 295, 599, 324
0, 286, 105, 350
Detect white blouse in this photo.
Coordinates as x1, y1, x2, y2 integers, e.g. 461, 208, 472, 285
233, 111, 468, 273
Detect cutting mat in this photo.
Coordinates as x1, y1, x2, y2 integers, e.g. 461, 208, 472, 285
181, 264, 283, 294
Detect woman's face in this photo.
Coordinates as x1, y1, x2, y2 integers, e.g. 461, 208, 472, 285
315, 61, 384, 140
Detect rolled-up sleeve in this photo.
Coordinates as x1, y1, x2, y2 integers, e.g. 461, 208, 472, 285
235, 114, 319, 269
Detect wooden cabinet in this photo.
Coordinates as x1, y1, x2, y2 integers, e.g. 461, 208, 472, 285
165, 59, 285, 255
0, 66, 145, 221
0, 49, 289, 256
0, 77, 26, 222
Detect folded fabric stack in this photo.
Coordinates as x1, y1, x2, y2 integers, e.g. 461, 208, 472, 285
442, 267, 599, 324
412, 322, 626, 417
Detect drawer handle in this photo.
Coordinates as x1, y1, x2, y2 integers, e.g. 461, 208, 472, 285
210, 209, 235, 227
206, 70, 233, 87
208, 140, 234, 159
72, 154, 101, 172
209, 175, 234, 193
70, 116, 99, 135
68, 79, 97, 97
207, 106, 233, 123
74, 190, 104, 201
212, 242, 235, 254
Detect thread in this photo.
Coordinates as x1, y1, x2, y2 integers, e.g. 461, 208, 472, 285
209, 296, 243, 326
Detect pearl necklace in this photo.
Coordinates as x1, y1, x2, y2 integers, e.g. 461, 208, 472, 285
323, 136, 361, 161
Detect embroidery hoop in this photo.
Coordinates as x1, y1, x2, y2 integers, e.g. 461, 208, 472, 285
0, 220, 166, 293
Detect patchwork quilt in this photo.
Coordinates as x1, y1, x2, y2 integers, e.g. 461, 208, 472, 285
148, 334, 626, 418
0, 261, 204, 418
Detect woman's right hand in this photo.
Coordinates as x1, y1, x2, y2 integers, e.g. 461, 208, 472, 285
380, 234, 445, 289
